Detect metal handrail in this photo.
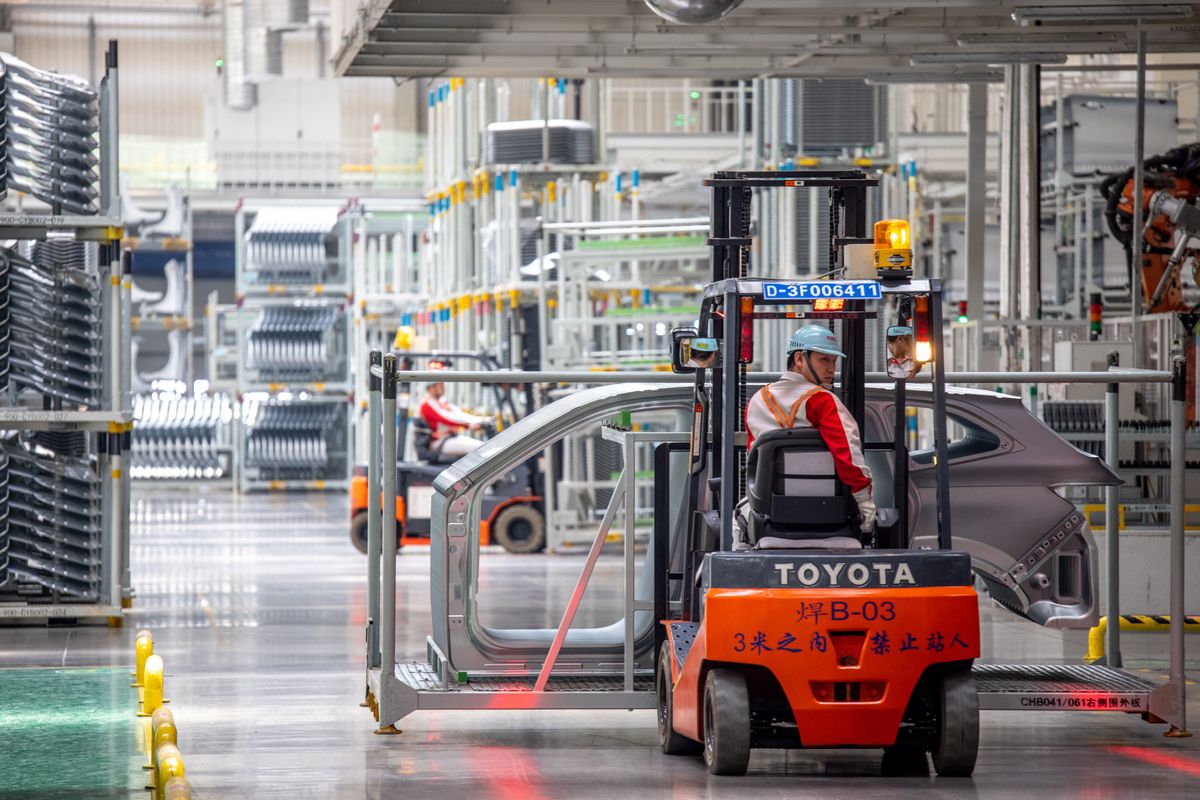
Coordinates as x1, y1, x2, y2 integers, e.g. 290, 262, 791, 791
363, 352, 1189, 734
368, 367, 1173, 386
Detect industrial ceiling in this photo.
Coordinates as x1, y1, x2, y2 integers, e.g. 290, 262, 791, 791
333, 0, 1200, 79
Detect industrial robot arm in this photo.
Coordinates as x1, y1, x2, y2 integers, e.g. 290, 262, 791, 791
1100, 142, 1200, 315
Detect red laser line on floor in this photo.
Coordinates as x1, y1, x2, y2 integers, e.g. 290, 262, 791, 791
1107, 745, 1200, 777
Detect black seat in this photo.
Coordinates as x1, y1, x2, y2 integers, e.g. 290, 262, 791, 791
746, 428, 859, 545
410, 416, 454, 465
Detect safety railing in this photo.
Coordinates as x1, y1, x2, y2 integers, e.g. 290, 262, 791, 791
363, 358, 1189, 735
606, 83, 750, 135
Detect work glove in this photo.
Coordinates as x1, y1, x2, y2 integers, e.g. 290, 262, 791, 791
853, 488, 876, 533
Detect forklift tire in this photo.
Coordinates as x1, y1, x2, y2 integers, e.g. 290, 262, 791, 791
657, 642, 701, 756
931, 666, 980, 777
703, 669, 751, 776
349, 511, 403, 555
492, 504, 545, 554
350, 511, 369, 554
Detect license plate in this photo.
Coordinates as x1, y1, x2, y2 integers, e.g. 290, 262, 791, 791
761, 281, 882, 301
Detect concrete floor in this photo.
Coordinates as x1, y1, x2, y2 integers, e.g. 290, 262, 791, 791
2, 485, 1199, 799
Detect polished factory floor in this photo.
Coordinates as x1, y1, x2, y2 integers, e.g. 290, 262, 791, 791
3, 486, 1199, 799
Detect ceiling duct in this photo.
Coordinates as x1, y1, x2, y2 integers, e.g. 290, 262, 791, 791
243, 1, 275, 79
643, 0, 745, 25
265, 0, 310, 32
223, 1, 256, 110
224, 0, 309, 110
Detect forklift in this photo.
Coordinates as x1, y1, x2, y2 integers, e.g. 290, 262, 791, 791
349, 351, 545, 554
657, 170, 980, 776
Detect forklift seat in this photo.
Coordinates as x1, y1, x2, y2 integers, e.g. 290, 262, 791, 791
745, 428, 860, 547
410, 416, 454, 465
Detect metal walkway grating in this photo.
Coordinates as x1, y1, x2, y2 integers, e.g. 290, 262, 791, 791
401, 661, 1155, 712
974, 663, 1155, 712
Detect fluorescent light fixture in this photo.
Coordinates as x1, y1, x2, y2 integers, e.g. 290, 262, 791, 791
910, 51, 1070, 65
957, 31, 1126, 46
865, 70, 1003, 85
1012, 4, 1193, 23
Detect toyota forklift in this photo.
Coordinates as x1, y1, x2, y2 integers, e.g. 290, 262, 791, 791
657, 170, 980, 776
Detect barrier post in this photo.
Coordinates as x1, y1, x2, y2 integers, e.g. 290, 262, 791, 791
1165, 355, 1191, 737
1104, 351, 1122, 667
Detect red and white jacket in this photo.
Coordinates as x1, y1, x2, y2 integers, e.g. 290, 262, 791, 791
744, 372, 872, 494
418, 394, 488, 441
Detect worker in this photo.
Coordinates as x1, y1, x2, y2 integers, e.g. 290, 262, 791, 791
885, 324, 917, 379
744, 324, 875, 534
686, 337, 718, 369
418, 361, 492, 459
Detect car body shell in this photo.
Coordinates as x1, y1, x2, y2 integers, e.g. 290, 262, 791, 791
425, 382, 1115, 676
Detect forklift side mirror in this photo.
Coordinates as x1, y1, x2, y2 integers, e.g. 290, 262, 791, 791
673, 333, 719, 373
671, 328, 698, 373
885, 326, 923, 379
671, 327, 718, 373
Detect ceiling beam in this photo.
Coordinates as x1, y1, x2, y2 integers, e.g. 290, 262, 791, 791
335, 0, 1200, 79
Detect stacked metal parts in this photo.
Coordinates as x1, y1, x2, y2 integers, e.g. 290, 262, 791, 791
243, 206, 339, 286
3, 241, 102, 407
0, 245, 8, 394
245, 305, 346, 383
242, 400, 346, 483
0, 53, 100, 214
3, 432, 101, 600
484, 220, 542, 285
486, 120, 595, 165
132, 393, 233, 480
1042, 400, 1105, 457
0, 448, 6, 585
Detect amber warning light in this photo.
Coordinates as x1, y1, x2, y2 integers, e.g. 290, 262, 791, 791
873, 219, 913, 271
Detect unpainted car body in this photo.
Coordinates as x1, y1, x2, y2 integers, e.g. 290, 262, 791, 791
426, 381, 1116, 678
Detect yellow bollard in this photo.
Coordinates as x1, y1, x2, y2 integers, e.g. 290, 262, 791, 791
134, 630, 153, 686
163, 776, 193, 800
142, 654, 164, 716
155, 743, 185, 793
151, 707, 177, 750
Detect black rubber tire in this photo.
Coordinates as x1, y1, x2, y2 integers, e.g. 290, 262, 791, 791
703, 669, 751, 776
350, 510, 403, 555
931, 667, 980, 777
492, 504, 545, 554
350, 510, 369, 554
657, 641, 701, 755
881, 744, 929, 776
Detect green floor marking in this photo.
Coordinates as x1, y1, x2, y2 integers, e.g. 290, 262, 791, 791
0, 667, 143, 798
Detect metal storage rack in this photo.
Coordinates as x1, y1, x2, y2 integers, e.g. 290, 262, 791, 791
204, 290, 243, 393
124, 189, 230, 484
237, 395, 351, 492
411, 78, 710, 548
344, 202, 427, 463
127, 187, 194, 389
233, 203, 352, 492
130, 391, 233, 483
0, 42, 132, 621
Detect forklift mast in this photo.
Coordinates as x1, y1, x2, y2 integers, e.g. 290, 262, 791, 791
687, 170, 955, 608
703, 171, 878, 542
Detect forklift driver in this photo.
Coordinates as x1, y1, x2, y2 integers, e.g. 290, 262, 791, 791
418, 361, 493, 459
743, 325, 876, 536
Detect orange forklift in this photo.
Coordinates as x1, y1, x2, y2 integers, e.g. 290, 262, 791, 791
350, 352, 544, 554
656, 170, 980, 776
